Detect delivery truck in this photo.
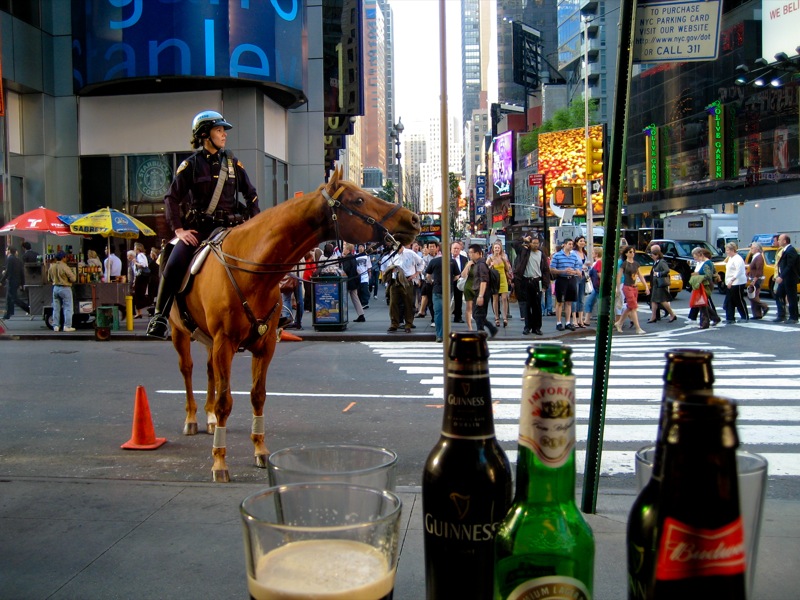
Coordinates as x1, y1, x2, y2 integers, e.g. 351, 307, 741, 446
663, 209, 738, 253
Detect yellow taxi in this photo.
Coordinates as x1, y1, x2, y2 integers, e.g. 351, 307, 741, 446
633, 251, 683, 298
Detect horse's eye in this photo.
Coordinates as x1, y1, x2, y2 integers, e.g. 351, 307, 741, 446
353, 197, 364, 205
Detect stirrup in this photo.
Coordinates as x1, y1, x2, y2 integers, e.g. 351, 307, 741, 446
146, 314, 170, 340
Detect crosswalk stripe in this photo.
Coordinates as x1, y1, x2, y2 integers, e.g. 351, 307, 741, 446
364, 339, 800, 479
502, 450, 800, 477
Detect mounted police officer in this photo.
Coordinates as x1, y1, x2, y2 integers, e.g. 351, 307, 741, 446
146, 110, 260, 339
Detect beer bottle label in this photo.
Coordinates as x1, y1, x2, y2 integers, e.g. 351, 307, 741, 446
442, 371, 495, 439
507, 575, 591, 600
655, 516, 746, 581
519, 370, 576, 468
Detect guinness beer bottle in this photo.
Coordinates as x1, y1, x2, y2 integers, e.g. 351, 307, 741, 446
627, 349, 714, 600
494, 344, 594, 600
422, 332, 512, 599
652, 396, 746, 599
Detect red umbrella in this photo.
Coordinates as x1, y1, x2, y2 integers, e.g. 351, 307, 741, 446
0, 206, 72, 236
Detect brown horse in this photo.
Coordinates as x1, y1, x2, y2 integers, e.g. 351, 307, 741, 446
169, 167, 420, 482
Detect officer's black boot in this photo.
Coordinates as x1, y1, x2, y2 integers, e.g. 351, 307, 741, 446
146, 274, 179, 339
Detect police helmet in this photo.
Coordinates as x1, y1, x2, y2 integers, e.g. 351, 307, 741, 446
191, 110, 233, 140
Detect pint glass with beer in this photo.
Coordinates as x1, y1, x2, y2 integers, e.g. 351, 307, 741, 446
240, 482, 402, 600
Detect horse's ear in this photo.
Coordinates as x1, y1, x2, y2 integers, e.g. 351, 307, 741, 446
329, 165, 341, 187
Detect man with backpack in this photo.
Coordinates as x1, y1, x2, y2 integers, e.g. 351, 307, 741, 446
468, 243, 497, 338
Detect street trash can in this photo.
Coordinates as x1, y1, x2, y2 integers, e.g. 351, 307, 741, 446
311, 276, 349, 331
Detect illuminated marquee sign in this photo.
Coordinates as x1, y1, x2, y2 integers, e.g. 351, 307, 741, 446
707, 100, 725, 180
72, 0, 306, 102
644, 124, 659, 191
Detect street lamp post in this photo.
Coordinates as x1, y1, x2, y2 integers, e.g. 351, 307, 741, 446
390, 118, 404, 205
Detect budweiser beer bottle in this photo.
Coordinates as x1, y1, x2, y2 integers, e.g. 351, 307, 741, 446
422, 332, 512, 599
627, 350, 715, 599
652, 396, 746, 599
493, 344, 594, 600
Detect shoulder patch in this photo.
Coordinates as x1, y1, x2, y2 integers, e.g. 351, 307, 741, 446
237, 160, 244, 168
176, 160, 189, 174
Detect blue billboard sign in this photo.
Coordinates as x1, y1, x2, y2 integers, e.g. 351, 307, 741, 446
72, 0, 306, 104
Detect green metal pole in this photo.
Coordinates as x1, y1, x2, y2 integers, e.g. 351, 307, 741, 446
581, 0, 638, 514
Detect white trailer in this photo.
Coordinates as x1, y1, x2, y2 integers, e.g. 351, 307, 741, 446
663, 209, 738, 253
738, 196, 800, 247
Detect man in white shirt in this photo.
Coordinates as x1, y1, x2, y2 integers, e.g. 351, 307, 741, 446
355, 244, 371, 309
103, 246, 122, 282
386, 244, 423, 332
451, 242, 468, 322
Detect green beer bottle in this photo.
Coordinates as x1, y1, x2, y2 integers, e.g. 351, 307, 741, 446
494, 344, 594, 600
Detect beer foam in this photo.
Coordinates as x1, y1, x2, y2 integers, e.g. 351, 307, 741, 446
248, 539, 395, 600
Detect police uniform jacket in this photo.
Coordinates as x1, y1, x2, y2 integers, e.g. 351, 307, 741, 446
164, 149, 259, 233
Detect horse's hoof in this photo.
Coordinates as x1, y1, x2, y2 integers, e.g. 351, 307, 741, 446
183, 423, 198, 436
255, 454, 268, 469
212, 469, 230, 483
206, 422, 216, 435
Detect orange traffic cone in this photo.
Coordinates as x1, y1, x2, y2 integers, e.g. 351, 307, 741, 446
121, 385, 167, 450
280, 329, 303, 342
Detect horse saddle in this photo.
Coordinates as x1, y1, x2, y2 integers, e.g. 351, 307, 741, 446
178, 227, 231, 295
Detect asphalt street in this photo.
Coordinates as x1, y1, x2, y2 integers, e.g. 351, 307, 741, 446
1, 288, 798, 599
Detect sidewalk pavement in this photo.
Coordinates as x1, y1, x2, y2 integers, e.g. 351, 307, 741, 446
2, 293, 798, 599
2, 477, 797, 599
0, 289, 589, 343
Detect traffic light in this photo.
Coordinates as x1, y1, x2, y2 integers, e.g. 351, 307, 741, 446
553, 185, 585, 208
586, 138, 603, 177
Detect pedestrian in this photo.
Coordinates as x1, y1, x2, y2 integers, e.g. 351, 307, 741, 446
747, 242, 769, 319
615, 245, 649, 334
355, 244, 371, 309
103, 245, 122, 282
647, 245, 677, 323
774, 233, 799, 323
47, 250, 76, 332
281, 252, 305, 330
550, 239, 582, 331
583, 247, 602, 324
146, 109, 259, 339
425, 240, 458, 343
369, 248, 381, 300
468, 243, 497, 337
459, 254, 476, 331
487, 241, 512, 328
724, 242, 749, 323
571, 235, 589, 328
341, 243, 366, 323
689, 246, 721, 329
21, 241, 39, 263
132, 242, 149, 319
450, 242, 467, 323
512, 234, 550, 336
147, 247, 160, 308
86, 249, 103, 268
385, 243, 423, 333
2, 247, 29, 319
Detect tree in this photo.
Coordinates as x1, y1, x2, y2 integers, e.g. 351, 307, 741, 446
448, 172, 466, 241
376, 180, 396, 203
519, 96, 599, 156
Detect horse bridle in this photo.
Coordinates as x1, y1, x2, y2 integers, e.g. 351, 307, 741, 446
193, 180, 406, 348
320, 184, 403, 252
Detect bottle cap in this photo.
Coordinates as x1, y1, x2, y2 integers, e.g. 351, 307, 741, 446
447, 331, 489, 361
663, 349, 715, 389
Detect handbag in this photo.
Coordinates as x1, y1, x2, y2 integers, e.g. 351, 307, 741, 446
689, 285, 708, 308
456, 276, 467, 292
584, 277, 594, 296
279, 274, 298, 294
747, 283, 757, 299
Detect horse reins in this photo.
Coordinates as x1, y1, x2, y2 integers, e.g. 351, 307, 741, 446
191, 181, 405, 349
